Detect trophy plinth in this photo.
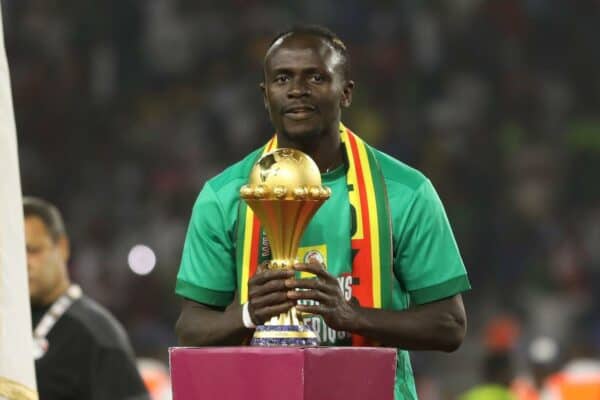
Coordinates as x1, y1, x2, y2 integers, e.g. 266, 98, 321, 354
240, 148, 331, 346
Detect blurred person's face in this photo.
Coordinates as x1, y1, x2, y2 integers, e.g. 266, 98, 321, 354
261, 34, 353, 143
512, 178, 555, 221
509, 147, 560, 221
25, 216, 70, 306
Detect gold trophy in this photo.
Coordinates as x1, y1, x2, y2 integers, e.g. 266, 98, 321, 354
240, 148, 331, 346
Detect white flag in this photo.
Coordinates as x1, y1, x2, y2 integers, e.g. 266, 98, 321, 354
0, 3, 38, 400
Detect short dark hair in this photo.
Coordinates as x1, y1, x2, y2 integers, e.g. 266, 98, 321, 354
23, 197, 66, 242
268, 24, 351, 79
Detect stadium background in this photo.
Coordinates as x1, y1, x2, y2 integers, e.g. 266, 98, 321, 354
3, 0, 599, 398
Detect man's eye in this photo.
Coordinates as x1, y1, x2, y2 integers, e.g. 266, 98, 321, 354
274, 75, 289, 83
311, 74, 324, 83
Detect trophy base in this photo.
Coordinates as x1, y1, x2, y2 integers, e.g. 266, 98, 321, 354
251, 324, 319, 347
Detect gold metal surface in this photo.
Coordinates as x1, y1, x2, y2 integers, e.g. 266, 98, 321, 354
0, 376, 38, 400
252, 331, 318, 339
240, 148, 330, 344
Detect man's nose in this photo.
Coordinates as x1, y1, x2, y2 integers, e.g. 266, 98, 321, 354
287, 79, 310, 97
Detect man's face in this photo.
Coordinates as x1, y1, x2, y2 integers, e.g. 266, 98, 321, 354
262, 34, 353, 142
25, 216, 68, 305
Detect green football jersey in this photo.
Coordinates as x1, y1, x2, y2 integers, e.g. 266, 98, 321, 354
176, 146, 471, 400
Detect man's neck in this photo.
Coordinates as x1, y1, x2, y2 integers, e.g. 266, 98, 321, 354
40, 280, 71, 306
277, 124, 344, 173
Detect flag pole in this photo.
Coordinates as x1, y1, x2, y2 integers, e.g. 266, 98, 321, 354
0, 3, 38, 399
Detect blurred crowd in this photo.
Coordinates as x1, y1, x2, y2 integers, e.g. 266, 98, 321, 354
3, 0, 599, 398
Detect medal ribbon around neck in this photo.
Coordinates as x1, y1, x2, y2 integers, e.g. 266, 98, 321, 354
33, 284, 82, 359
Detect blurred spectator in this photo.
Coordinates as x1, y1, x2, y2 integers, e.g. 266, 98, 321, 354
137, 358, 172, 400
540, 345, 600, 400
459, 351, 517, 400
511, 336, 561, 400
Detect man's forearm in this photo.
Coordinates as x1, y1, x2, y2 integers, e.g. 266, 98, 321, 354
175, 301, 252, 346
349, 295, 466, 351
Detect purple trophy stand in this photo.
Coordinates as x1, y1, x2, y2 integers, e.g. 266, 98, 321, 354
169, 347, 396, 400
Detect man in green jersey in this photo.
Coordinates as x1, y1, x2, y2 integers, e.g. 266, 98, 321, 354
175, 25, 470, 399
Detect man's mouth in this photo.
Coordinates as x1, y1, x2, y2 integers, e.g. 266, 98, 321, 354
283, 105, 316, 119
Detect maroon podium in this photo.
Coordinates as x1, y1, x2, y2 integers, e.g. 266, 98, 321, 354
169, 347, 396, 400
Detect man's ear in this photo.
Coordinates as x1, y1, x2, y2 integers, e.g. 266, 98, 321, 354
260, 82, 269, 111
340, 80, 354, 108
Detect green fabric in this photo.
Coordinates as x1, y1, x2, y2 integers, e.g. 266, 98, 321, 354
380, 150, 471, 306
410, 275, 471, 305
176, 145, 470, 400
175, 279, 234, 307
178, 148, 260, 306
234, 130, 394, 315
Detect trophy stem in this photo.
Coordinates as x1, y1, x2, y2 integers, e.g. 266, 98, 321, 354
250, 306, 319, 347
240, 148, 331, 347
267, 307, 301, 326
250, 260, 319, 347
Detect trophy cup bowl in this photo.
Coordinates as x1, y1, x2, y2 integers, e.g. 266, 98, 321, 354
240, 148, 331, 346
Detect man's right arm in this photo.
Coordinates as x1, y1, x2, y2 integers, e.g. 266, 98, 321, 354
175, 268, 296, 346
175, 299, 251, 346
175, 181, 243, 346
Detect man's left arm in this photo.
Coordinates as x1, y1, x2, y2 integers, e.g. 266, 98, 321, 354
289, 178, 470, 351
289, 263, 466, 351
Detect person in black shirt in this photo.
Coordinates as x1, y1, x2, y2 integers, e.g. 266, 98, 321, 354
24, 197, 150, 400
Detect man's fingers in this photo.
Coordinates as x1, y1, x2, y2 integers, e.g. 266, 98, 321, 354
252, 302, 295, 324
249, 275, 291, 298
287, 289, 330, 304
249, 291, 289, 310
256, 261, 270, 273
296, 304, 327, 316
285, 277, 337, 295
249, 268, 294, 286
292, 263, 336, 283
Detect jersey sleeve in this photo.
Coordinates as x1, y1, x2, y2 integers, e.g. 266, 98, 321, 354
175, 182, 237, 307
393, 179, 470, 305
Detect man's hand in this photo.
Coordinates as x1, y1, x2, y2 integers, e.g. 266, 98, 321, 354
285, 262, 467, 351
285, 262, 360, 331
247, 262, 296, 325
